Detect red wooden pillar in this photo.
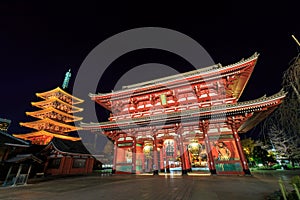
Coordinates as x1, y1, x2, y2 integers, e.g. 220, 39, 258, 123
87, 157, 94, 174
232, 126, 251, 175
89, 157, 93, 173
59, 156, 65, 175
83, 157, 90, 174
152, 135, 159, 175
132, 137, 136, 174
183, 142, 191, 170
141, 144, 145, 173
113, 141, 117, 174
44, 159, 49, 174
201, 121, 216, 174
68, 156, 72, 174
176, 124, 188, 175
159, 146, 164, 172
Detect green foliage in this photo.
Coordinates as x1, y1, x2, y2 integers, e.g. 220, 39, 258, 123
241, 138, 258, 166
252, 146, 277, 165
241, 138, 277, 167
241, 138, 256, 154
272, 164, 282, 170
267, 190, 300, 200
267, 176, 300, 200
265, 190, 283, 200
287, 190, 299, 200
290, 176, 300, 189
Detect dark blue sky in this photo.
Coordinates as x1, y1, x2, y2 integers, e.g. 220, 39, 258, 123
0, 2, 299, 134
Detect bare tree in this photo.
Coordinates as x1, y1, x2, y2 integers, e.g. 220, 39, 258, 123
268, 126, 298, 158
262, 53, 300, 165
281, 54, 300, 139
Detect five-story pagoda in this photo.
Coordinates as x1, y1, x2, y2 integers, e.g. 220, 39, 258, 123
14, 70, 84, 145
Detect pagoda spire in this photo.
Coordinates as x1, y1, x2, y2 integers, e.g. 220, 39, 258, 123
62, 69, 71, 89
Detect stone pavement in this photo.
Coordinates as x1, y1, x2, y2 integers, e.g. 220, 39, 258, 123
0, 170, 299, 200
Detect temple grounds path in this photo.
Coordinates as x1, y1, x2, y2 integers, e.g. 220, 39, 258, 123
0, 170, 298, 200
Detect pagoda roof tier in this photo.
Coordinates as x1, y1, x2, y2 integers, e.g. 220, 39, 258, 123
90, 53, 259, 110
20, 118, 80, 133
81, 90, 285, 133
26, 107, 83, 122
13, 130, 81, 145
36, 87, 84, 105
31, 97, 83, 113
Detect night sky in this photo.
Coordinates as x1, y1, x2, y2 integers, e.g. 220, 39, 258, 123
0, 2, 299, 136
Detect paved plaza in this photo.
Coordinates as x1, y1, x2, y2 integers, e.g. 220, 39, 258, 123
0, 170, 299, 200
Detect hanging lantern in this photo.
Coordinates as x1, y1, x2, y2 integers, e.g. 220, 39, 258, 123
143, 143, 153, 159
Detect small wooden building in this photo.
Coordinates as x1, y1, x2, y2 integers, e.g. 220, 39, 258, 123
0, 130, 41, 186
3, 154, 42, 186
43, 138, 94, 176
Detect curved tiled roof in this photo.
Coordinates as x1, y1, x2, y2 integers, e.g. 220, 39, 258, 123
31, 97, 84, 113
81, 90, 285, 132
90, 52, 259, 98
13, 130, 81, 142
26, 107, 83, 122
48, 137, 91, 156
36, 87, 84, 104
0, 131, 30, 146
19, 118, 80, 132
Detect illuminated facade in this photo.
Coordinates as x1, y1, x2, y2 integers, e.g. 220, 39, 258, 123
81, 53, 285, 175
14, 87, 83, 145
